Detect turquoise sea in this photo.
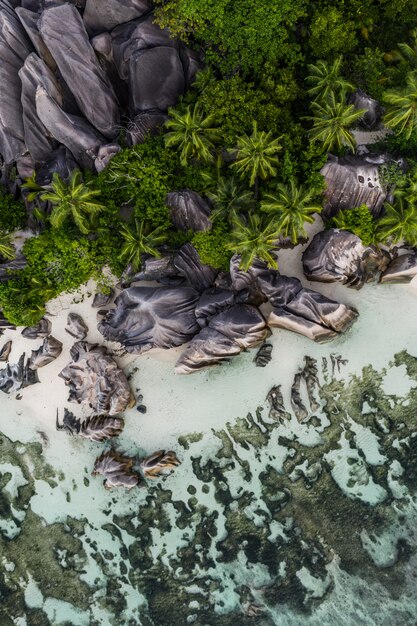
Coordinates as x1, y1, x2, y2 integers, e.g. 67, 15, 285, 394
2, 271, 417, 625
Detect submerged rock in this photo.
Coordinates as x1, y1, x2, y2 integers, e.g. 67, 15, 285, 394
380, 252, 417, 284
56, 409, 124, 442
266, 385, 290, 421
166, 190, 212, 232
66, 312, 88, 340
139, 450, 180, 478
291, 372, 309, 423
98, 286, 200, 353
22, 317, 51, 339
254, 343, 273, 367
302, 229, 390, 289
29, 335, 62, 368
92, 450, 140, 489
59, 341, 134, 415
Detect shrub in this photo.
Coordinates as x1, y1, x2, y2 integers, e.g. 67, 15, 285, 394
0, 192, 27, 231
330, 204, 377, 245
192, 221, 232, 270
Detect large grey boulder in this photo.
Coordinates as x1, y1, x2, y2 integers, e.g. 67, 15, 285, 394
129, 47, 185, 114
174, 327, 241, 374
349, 89, 382, 130
111, 14, 177, 80
380, 252, 417, 284
320, 154, 399, 219
19, 53, 61, 162
35, 145, 78, 185
83, 0, 152, 36
16, 7, 56, 69
38, 3, 120, 138
35, 86, 120, 171
194, 288, 236, 326
29, 335, 62, 368
166, 190, 212, 232
302, 229, 390, 289
0, 0, 33, 163
98, 286, 201, 353
173, 243, 218, 292
59, 341, 134, 415
126, 110, 168, 146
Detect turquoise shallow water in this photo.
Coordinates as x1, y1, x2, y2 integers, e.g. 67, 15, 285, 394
1, 281, 417, 625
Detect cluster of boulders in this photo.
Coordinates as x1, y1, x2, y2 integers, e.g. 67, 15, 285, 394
0, 0, 199, 181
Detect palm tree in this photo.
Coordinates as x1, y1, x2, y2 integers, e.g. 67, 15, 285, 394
261, 180, 322, 244
383, 72, 417, 139
21, 171, 44, 202
305, 92, 366, 153
306, 57, 355, 102
391, 30, 417, 68
39, 171, 105, 234
119, 219, 168, 271
376, 196, 417, 245
226, 212, 281, 271
206, 176, 253, 222
164, 104, 220, 166
0, 232, 15, 260
229, 121, 282, 191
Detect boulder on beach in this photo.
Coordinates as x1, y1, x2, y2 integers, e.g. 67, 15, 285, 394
98, 286, 201, 353
29, 335, 62, 368
22, 317, 51, 339
59, 341, 134, 415
66, 312, 88, 340
380, 252, 417, 284
302, 228, 390, 289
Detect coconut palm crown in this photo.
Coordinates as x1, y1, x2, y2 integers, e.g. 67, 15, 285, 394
383, 71, 417, 139
119, 219, 168, 271
39, 170, 105, 234
261, 180, 322, 244
376, 195, 417, 246
229, 121, 283, 188
164, 103, 220, 166
226, 212, 281, 271
305, 91, 366, 153
206, 176, 253, 222
306, 57, 355, 102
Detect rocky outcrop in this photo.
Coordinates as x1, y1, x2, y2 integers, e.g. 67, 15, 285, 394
126, 110, 168, 146
56, 408, 124, 441
166, 191, 212, 232
92, 450, 141, 489
22, 317, 51, 339
92, 288, 114, 308
28, 335, 62, 368
83, 0, 152, 36
254, 343, 272, 367
349, 89, 382, 130
139, 450, 180, 478
174, 243, 218, 292
380, 252, 417, 284
302, 229, 390, 289
66, 312, 88, 340
0, 353, 39, 393
98, 286, 201, 353
0, 340, 12, 362
0, 255, 27, 282
59, 341, 134, 415
320, 154, 405, 219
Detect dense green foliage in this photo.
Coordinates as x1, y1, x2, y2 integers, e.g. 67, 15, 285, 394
0, 193, 26, 231
192, 221, 232, 270
331, 204, 377, 246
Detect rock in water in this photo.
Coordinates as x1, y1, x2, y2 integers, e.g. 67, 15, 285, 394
254, 343, 273, 367
302, 229, 389, 289
0, 340, 12, 362
266, 385, 290, 421
92, 450, 140, 489
98, 286, 200, 353
38, 3, 120, 138
56, 409, 124, 441
59, 341, 134, 415
66, 312, 88, 340
291, 372, 308, 423
140, 450, 180, 478
29, 335, 62, 368
166, 190, 212, 232
380, 253, 417, 284
22, 317, 51, 339
83, 0, 152, 36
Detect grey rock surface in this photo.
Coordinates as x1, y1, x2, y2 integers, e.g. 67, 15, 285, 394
98, 286, 200, 353
194, 288, 236, 326
0, 255, 27, 282
166, 190, 212, 232
35, 145, 78, 185
16, 7, 56, 69
22, 317, 51, 339
29, 334, 62, 368
302, 228, 389, 289
349, 89, 382, 130
174, 327, 241, 374
174, 243, 218, 292
126, 110, 168, 146
92, 288, 115, 308
59, 341, 134, 415
66, 312, 88, 340
0, 353, 40, 394
380, 252, 417, 284
0, 340, 12, 362
129, 46, 185, 113
39, 3, 120, 138
83, 0, 152, 36
254, 343, 272, 367
92, 450, 140, 489
208, 304, 269, 349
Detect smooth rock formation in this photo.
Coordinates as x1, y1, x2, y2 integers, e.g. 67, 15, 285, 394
16, 7, 56, 69
126, 110, 168, 146
59, 341, 134, 415
0, 353, 39, 394
83, 0, 152, 36
302, 229, 390, 289
349, 89, 382, 130
266, 385, 290, 421
98, 286, 200, 353
0, 340, 12, 362
92, 450, 140, 489
35, 145, 78, 185
56, 409, 124, 441
254, 343, 273, 367
126, 254, 178, 284
29, 335, 62, 368
66, 312, 88, 340
320, 154, 402, 219
22, 317, 51, 339
380, 252, 417, 284
194, 288, 236, 326
139, 450, 180, 478
0, 255, 27, 282
166, 190, 212, 232
174, 243, 218, 292
129, 46, 185, 113
0, 0, 33, 163
39, 3, 120, 138
92, 288, 114, 308
174, 327, 241, 373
